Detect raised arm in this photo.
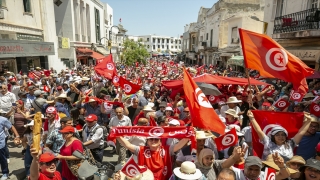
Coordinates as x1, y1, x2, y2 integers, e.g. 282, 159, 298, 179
293, 112, 312, 144
173, 138, 189, 153
247, 110, 266, 141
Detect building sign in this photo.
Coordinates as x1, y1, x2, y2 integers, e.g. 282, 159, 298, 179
288, 49, 320, 61
17, 33, 43, 42
0, 40, 55, 57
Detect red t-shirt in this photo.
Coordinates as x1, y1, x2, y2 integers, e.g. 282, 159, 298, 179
59, 139, 83, 180
32, 171, 62, 180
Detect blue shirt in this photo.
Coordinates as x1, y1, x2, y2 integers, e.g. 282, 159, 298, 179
0, 117, 12, 149
296, 132, 320, 160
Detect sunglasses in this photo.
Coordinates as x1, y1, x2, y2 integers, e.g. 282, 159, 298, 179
41, 159, 58, 166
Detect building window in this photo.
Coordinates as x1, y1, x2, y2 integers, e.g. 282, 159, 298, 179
146, 38, 149, 42
179, 46, 180, 49
179, 40, 181, 44
275, 0, 284, 17
158, 39, 160, 43
153, 38, 155, 43
175, 46, 177, 49
23, 0, 31, 13
95, 8, 101, 43
158, 45, 160, 48
0, 0, 6, 7
167, 39, 169, 43
162, 45, 164, 49
167, 45, 169, 49
162, 39, 164, 43
210, 29, 213, 47
309, 0, 318, 8
171, 46, 173, 48
231, 27, 238, 44
206, 33, 208, 40
153, 45, 155, 50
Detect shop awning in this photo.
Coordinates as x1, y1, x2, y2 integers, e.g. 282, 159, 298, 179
227, 56, 244, 67
77, 48, 93, 54
96, 47, 109, 55
90, 51, 105, 59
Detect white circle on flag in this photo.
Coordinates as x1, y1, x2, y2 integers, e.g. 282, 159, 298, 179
209, 95, 215, 101
265, 48, 288, 71
314, 105, 320, 112
113, 76, 119, 83
222, 134, 236, 146
144, 149, 151, 158
149, 127, 164, 137
263, 124, 282, 136
292, 93, 301, 100
126, 164, 139, 177
267, 172, 276, 180
195, 88, 212, 108
124, 84, 132, 93
106, 63, 114, 70
277, 101, 286, 108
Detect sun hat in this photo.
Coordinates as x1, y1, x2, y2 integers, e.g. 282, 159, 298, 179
173, 161, 202, 180
24, 120, 34, 127
262, 154, 297, 174
245, 156, 262, 168
85, 114, 98, 122
56, 93, 71, 101
224, 109, 239, 118
159, 102, 167, 107
286, 155, 306, 166
196, 131, 213, 140
225, 124, 244, 136
46, 96, 55, 104
226, 96, 242, 104
59, 126, 75, 134
120, 167, 154, 180
165, 107, 174, 112
270, 126, 288, 137
168, 119, 180, 126
299, 158, 320, 172
81, 77, 90, 81
304, 92, 315, 99
142, 106, 154, 111
39, 153, 57, 163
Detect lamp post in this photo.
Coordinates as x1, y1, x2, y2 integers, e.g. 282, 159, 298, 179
99, 37, 108, 45
109, 25, 120, 54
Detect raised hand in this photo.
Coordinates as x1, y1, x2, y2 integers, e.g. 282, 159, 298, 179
272, 152, 285, 167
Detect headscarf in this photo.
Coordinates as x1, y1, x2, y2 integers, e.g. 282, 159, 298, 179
195, 148, 216, 179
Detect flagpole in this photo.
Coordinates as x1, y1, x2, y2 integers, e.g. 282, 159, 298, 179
245, 68, 254, 108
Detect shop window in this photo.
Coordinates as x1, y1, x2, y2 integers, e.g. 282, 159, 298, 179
23, 0, 31, 13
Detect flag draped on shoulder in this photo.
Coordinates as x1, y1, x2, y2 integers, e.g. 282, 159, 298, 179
94, 54, 117, 79
238, 28, 314, 93
182, 68, 225, 135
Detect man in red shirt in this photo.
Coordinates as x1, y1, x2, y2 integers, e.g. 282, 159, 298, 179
29, 148, 62, 180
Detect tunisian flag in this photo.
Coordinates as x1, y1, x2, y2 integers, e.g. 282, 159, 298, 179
310, 102, 320, 117
94, 54, 117, 79
119, 76, 141, 95
183, 68, 225, 135
121, 156, 147, 177
214, 128, 238, 151
273, 98, 289, 111
251, 110, 304, 158
239, 28, 314, 93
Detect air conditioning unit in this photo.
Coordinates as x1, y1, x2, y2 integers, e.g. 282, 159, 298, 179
0, 10, 4, 19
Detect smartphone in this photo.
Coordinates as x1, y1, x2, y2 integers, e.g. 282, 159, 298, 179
12, 103, 16, 106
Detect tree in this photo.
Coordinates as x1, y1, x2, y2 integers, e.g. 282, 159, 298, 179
122, 39, 149, 66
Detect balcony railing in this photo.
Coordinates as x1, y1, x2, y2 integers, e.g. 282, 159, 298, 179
274, 8, 320, 34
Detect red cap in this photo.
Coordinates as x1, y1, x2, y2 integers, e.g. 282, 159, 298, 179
39, 153, 56, 163
59, 126, 75, 133
316, 143, 320, 152
262, 102, 271, 107
57, 86, 63, 90
85, 114, 98, 122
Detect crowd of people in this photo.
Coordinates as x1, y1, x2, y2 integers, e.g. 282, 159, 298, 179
0, 58, 320, 180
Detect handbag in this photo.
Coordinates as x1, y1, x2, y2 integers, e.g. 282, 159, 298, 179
66, 143, 97, 177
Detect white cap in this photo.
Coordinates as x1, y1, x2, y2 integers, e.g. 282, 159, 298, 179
168, 119, 180, 126
165, 107, 173, 111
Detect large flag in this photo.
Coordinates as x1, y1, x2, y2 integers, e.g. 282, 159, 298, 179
183, 68, 225, 135
251, 110, 304, 158
119, 76, 141, 95
239, 28, 314, 93
94, 54, 117, 79
214, 128, 238, 151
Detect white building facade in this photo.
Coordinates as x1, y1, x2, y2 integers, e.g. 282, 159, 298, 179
0, 0, 57, 74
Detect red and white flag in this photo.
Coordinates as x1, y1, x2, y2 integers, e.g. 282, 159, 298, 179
289, 90, 305, 102
262, 85, 275, 96
207, 95, 219, 104
183, 68, 225, 135
239, 28, 314, 94
119, 76, 141, 95
310, 102, 320, 117
94, 54, 117, 79
112, 75, 119, 86
251, 110, 304, 158
214, 128, 238, 151
121, 156, 147, 178
313, 96, 320, 102
263, 167, 276, 180
273, 98, 289, 111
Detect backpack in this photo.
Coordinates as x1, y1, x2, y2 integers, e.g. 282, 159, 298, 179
84, 124, 109, 149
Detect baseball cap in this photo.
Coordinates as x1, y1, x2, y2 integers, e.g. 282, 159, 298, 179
85, 114, 98, 122
59, 126, 75, 133
245, 156, 262, 168
39, 153, 57, 163
57, 86, 63, 90
262, 102, 271, 107
168, 119, 180, 126
34, 90, 43, 97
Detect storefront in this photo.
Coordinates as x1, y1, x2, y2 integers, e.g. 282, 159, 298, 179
0, 40, 55, 74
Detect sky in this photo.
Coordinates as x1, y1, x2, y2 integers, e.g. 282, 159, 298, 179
101, 0, 218, 37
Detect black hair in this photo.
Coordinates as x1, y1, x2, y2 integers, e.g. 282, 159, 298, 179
270, 134, 290, 149
218, 168, 236, 180
60, 117, 72, 124
157, 116, 167, 125
24, 126, 33, 135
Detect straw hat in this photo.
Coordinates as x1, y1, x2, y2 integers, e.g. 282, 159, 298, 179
286, 155, 306, 166
81, 77, 90, 81
120, 167, 154, 180
56, 93, 71, 101
173, 161, 202, 180
196, 131, 213, 139
142, 106, 154, 112
304, 92, 315, 99
226, 96, 242, 104
262, 154, 297, 174
225, 109, 239, 118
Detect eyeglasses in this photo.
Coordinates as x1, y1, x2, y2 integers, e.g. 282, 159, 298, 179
306, 167, 320, 174
148, 138, 160, 142
41, 159, 58, 166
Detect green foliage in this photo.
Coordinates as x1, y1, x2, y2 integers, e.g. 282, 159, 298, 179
122, 39, 149, 66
